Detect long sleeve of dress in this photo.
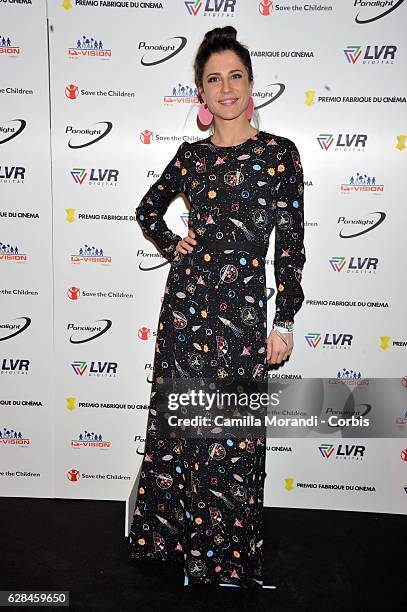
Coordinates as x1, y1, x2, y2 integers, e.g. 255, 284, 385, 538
135, 141, 188, 263
272, 139, 306, 328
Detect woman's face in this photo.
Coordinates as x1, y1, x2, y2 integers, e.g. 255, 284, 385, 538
199, 49, 253, 121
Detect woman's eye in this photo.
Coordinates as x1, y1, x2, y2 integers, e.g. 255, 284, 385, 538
232, 73, 242, 79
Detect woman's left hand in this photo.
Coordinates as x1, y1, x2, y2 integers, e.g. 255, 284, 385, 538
267, 330, 293, 365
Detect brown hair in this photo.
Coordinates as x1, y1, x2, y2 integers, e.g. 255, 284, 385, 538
193, 26, 253, 100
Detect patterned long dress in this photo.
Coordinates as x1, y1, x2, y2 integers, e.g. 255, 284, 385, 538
127, 130, 306, 588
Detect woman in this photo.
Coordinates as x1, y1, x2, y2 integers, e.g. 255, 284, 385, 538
127, 26, 306, 589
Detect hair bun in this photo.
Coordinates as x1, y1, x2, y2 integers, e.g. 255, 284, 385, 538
204, 26, 237, 44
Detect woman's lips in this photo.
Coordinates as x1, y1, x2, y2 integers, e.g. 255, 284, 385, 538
218, 98, 238, 106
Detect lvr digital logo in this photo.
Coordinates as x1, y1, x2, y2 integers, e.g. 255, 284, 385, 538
70, 167, 119, 185
71, 360, 118, 377
317, 133, 367, 150
184, 0, 236, 16
305, 333, 353, 349
344, 44, 397, 64
329, 256, 379, 273
319, 443, 366, 459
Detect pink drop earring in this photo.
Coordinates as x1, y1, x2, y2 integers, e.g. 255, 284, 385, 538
198, 102, 213, 126
246, 96, 254, 120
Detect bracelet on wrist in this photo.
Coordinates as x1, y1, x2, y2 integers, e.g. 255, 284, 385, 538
273, 322, 293, 334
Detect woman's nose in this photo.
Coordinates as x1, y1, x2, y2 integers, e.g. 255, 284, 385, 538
221, 78, 232, 93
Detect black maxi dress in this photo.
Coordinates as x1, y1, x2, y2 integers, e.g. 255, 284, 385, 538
127, 130, 306, 588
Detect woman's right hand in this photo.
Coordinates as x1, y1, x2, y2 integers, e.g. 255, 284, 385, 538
176, 228, 197, 254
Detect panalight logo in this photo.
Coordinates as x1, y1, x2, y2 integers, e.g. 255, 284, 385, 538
0, 242, 28, 263
354, 0, 405, 24
338, 212, 386, 239
329, 256, 379, 273
67, 122, 113, 149
259, 0, 273, 16
344, 44, 397, 64
68, 34, 111, 59
0, 35, 20, 56
139, 36, 187, 67
164, 83, 199, 105
0, 119, 26, 145
68, 319, 112, 344
253, 83, 285, 110
0, 317, 31, 341
306, 333, 353, 349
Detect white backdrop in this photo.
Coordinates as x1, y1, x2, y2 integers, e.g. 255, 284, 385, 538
1, 0, 406, 514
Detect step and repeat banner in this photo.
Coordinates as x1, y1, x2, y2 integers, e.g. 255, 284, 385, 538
1, 0, 406, 514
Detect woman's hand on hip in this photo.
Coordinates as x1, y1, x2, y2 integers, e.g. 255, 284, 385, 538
267, 329, 293, 365
176, 228, 197, 254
